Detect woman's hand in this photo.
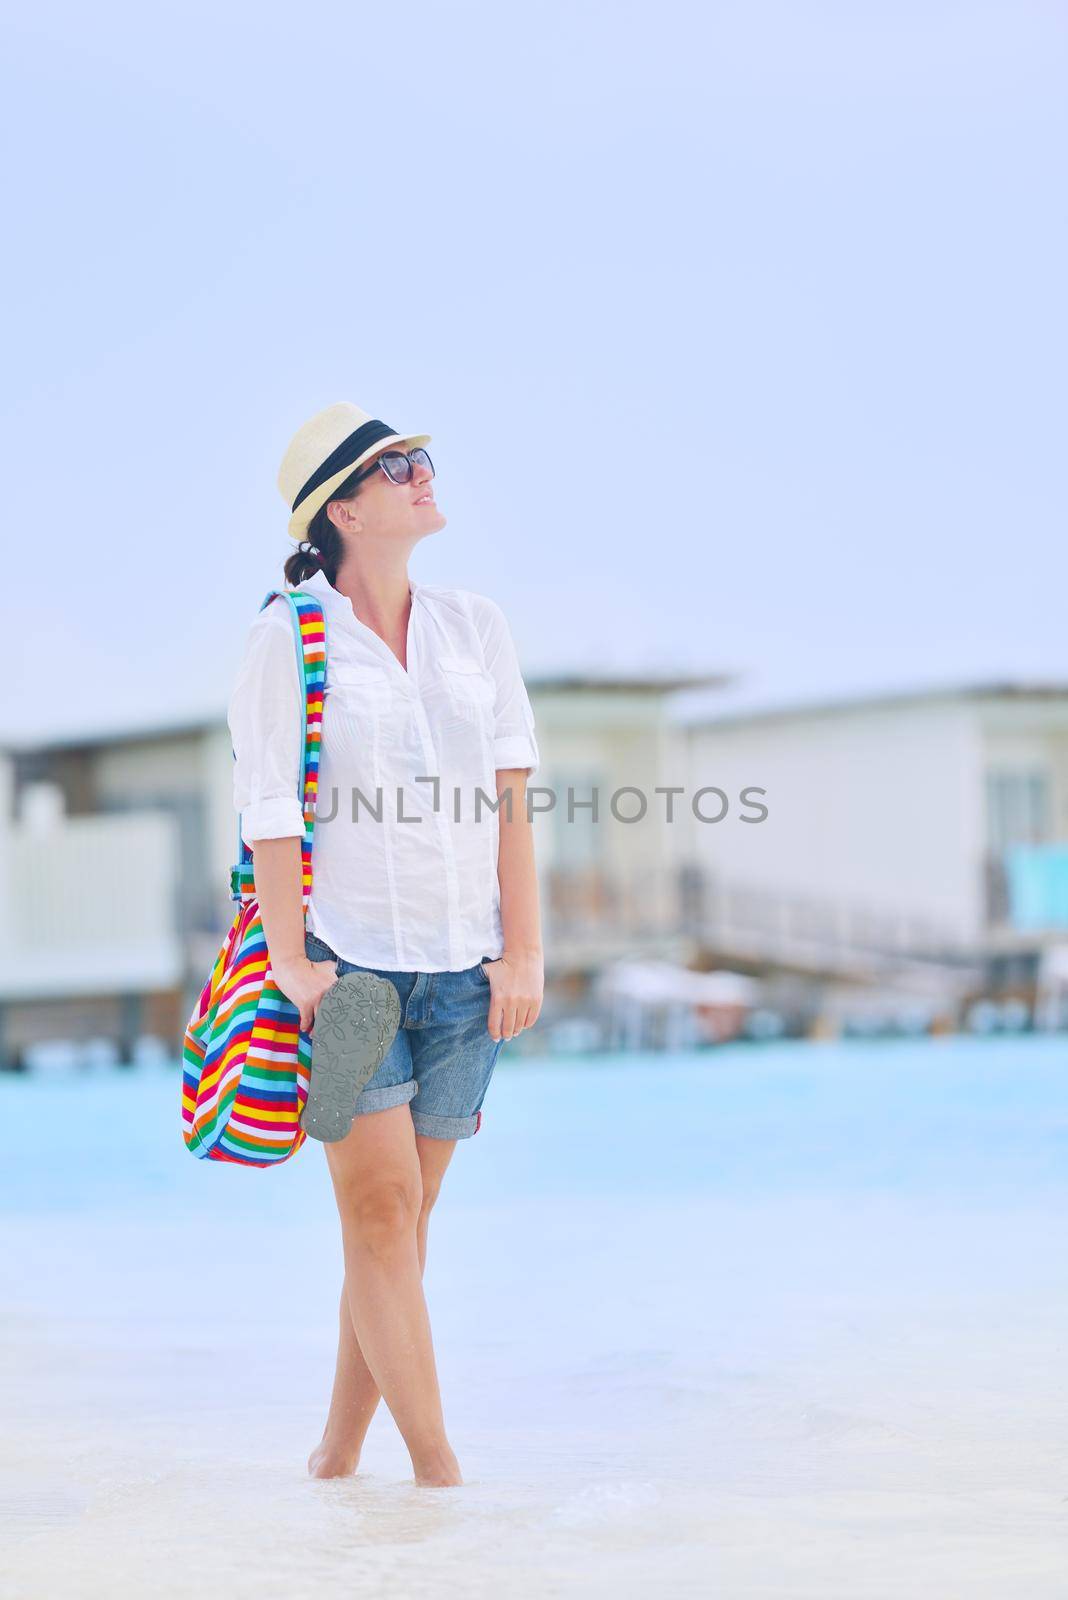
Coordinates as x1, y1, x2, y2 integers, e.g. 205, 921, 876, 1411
270, 955, 340, 1033
482, 949, 543, 1041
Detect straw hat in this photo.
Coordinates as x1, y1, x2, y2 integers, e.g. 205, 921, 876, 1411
278, 401, 432, 544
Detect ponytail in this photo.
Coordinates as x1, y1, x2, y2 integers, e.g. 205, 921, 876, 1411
282, 461, 367, 588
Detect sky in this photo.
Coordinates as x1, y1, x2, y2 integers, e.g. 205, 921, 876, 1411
0, 0, 1064, 743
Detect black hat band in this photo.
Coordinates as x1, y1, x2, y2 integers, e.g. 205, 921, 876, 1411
291, 418, 399, 512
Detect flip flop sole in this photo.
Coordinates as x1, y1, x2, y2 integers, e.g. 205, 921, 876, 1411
302, 972, 402, 1143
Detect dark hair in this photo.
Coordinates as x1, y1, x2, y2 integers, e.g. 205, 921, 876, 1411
283, 462, 370, 588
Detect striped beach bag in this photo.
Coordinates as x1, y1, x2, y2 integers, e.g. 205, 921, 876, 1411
181, 588, 326, 1166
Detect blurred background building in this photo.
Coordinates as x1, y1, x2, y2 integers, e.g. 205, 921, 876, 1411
3, 671, 1068, 1067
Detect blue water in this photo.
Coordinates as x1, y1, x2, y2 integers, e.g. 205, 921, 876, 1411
3, 1033, 1065, 1213
1, 1036, 1066, 1598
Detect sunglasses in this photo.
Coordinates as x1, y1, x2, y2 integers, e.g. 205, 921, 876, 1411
352, 446, 435, 488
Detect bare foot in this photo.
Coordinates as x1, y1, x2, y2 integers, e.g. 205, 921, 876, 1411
307, 1438, 361, 1479
412, 1445, 463, 1487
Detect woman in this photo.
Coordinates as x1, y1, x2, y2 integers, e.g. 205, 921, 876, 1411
227, 401, 544, 1488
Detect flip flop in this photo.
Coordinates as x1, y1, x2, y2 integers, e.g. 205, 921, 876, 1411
302, 971, 402, 1143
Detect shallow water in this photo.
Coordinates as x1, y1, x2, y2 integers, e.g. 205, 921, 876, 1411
1, 1036, 1066, 1597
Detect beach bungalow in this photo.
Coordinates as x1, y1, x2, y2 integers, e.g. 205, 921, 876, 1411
673, 676, 1068, 986
0, 671, 726, 1065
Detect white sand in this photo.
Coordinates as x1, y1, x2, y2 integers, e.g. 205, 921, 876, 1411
1, 1037, 1065, 1597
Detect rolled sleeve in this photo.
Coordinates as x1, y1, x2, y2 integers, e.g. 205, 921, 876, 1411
471, 595, 541, 777
492, 733, 540, 773
227, 603, 307, 849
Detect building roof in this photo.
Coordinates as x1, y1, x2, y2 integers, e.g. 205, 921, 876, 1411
527, 671, 732, 696
7, 673, 1068, 756
2, 710, 230, 756
671, 673, 1068, 729
1, 671, 734, 755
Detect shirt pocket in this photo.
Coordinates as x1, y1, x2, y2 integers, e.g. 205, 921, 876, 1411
438, 654, 496, 720
326, 662, 394, 733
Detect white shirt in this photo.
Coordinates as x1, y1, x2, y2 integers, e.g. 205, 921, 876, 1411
226, 566, 540, 972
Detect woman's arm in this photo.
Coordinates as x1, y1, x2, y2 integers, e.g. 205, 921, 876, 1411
468, 594, 544, 1041
484, 767, 543, 1041
228, 608, 335, 1031
249, 837, 336, 1033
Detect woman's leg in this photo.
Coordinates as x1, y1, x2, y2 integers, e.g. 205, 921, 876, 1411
312, 1104, 461, 1485
308, 1129, 457, 1478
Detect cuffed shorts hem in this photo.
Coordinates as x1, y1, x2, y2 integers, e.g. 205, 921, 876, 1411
354, 1081, 418, 1116
410, 1108, 483, 1140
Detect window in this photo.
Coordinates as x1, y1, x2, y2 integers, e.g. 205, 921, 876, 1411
985, 769, 1052, 853
550, 768, 606, 867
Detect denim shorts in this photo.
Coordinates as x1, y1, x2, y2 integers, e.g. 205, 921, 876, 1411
304, 929, 506, 1139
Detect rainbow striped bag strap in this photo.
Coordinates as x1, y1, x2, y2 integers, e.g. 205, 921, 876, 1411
228, 588, 327, 905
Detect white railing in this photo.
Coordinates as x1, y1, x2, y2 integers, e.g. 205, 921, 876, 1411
544, 862, 976, 977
